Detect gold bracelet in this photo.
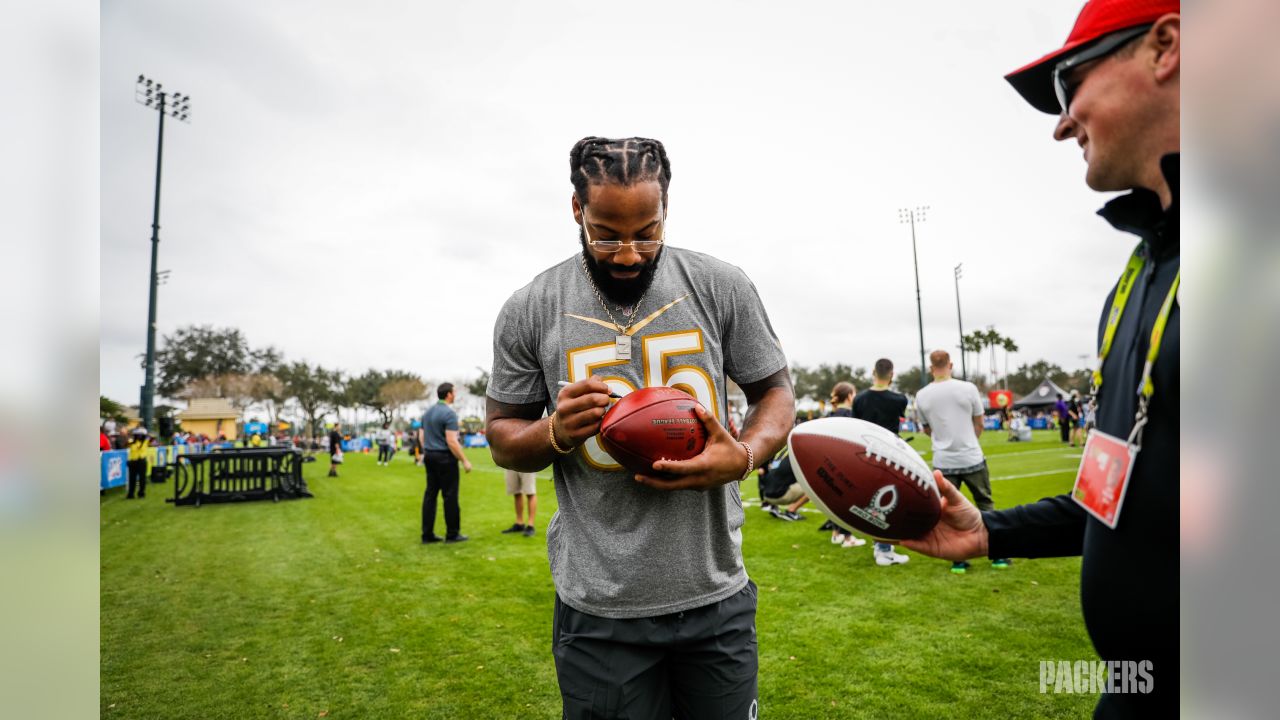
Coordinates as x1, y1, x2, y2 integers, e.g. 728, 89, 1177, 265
548, 412, 574, 455
738, 441, 754, 481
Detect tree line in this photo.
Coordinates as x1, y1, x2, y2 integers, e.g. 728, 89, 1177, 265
122, 325, 453, 437
791, 332, 1089, 403
113, 325, 1091, 435
789, 359, 1089, 401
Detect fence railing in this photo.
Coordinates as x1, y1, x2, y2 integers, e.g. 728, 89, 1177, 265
168, 447, 312, 507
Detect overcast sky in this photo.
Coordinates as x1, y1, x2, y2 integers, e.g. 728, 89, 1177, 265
100, 0, 1127, 404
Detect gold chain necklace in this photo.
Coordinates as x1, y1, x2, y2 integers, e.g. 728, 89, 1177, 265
579, 254, 651, 360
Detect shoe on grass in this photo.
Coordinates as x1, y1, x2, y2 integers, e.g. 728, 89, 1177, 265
522, 526, 536, 537
841, 536, 867, 548
830, 532, 845, 545
422, 535, 443, 544
444, 535, 469, 544
950, 561, 971, 574
992, 558, 1012, 569
782, 510, 806, 521
501, 523, 525, 534
875, 550, 909, 566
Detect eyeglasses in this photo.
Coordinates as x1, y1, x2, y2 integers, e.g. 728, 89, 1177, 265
1052, 24, 1152, 114
581, 209, 665, 252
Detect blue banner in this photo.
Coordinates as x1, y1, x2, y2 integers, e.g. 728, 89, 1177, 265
101, 450, 128, 490
463, 434, 489, 448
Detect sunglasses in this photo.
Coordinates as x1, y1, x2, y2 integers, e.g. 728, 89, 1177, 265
1052, 24, 1152, 114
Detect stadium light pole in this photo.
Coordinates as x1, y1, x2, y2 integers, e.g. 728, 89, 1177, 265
954, 263, 967, 379
135, 74, 191, 432
899, 206, 929, 392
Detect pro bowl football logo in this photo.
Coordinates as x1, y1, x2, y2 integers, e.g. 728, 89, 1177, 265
849, 485, 898, 530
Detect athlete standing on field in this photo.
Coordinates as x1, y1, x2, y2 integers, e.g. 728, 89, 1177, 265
485, 136, 794, 719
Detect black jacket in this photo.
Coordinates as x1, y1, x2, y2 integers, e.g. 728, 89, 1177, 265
982, 154, 1179, 718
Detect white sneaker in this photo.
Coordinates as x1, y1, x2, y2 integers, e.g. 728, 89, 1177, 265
841, 536, 867, 548
875, 550, 910, 566
830, 532, 845, 545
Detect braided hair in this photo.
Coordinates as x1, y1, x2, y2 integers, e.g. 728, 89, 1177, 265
569, 136, 672, 205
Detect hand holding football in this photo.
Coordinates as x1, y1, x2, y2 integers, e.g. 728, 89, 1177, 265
788, 417, 941, 540
599, 387, 708, 476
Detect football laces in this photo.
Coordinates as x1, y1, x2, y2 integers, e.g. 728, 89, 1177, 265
862, 435, 932, 493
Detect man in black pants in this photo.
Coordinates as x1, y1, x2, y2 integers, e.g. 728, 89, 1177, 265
327, 422, 342, 477
125, 426, 150, 499
853, 359, 913, 566
418, 382, 472, 544
376, 421, 394, 465
904, 2, 1180, 715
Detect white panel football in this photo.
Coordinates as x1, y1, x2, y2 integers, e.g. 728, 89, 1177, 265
787, 417, 941, 540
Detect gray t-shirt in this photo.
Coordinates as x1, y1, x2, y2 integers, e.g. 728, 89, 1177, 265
915, 378, 985, 469
420, 402, 458, 453
488, 247, 787, 619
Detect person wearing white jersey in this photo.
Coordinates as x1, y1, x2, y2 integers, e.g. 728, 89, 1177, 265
915, 350, 1011, 574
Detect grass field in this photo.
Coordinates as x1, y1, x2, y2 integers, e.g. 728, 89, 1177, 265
101, 430, 1099, 718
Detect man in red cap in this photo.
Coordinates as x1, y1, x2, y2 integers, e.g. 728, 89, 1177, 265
902, 2, 1180, 717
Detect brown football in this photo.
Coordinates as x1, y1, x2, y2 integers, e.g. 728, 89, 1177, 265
599, 386, 708, 476
787, 417, 941, 540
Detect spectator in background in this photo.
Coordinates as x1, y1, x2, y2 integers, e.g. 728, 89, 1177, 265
1069, 390, 1085, 447
418, 382, 472, 544
408, 425, 423, 466
376, 422, 394, 466
759, 445, 812, 524
99, 426, 112, 452
126, 427, 150, 499
1055, 392, 1071, 443
852, 359, 912, 567
501, 469, 539, 537
915, 350, 1011, 574
825, 382, 866, 548
328, 422, 342, 478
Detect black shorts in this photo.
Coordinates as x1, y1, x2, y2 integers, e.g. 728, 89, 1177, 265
553, 581, 759, 720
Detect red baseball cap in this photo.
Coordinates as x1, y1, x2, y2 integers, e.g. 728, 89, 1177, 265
1006, 0, 1180, 114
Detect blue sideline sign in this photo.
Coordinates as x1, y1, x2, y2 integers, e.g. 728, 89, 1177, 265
101, 450, 128, 490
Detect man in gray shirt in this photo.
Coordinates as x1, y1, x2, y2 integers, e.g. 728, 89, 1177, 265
486, 136, 794, 719
418, 383, 472, 544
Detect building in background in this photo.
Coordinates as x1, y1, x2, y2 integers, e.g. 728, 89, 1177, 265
176, 398, 240, 441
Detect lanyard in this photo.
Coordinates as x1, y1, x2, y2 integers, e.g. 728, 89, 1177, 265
1091, 247, 1146, 392
1092, 243, 1180, 449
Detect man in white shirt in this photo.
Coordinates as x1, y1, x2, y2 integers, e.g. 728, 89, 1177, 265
375, 422, 394, 466
915, 350, 1010, 574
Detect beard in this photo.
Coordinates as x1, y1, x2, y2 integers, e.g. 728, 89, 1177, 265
579, 229, 662, 309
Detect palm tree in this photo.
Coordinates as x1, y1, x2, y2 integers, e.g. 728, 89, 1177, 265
980, 327, 1001, 387
963, 331, 986, 380
1000, 336, 1020, 389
